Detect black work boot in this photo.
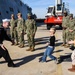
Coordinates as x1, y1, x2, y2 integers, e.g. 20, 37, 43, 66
8, 62, 16, 67
2, 50, 16, 67
11, 40, 15, 46
0, 55, 2, 58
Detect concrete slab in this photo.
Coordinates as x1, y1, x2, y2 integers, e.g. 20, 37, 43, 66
0, 24, 75, 75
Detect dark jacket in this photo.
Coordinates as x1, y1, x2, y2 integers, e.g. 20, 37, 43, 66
49, 36, 55, 46
0, 27, 12, 44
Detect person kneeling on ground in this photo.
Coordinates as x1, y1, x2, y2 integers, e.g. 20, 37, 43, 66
0, 19, 16, 67
39, 28, 58, 63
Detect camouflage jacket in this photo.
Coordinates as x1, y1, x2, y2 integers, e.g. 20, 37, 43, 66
68, 19, 75, 30
62, 16, 69, 28
17, 18, 24, 32
10, 19, 16, 31
25, 19, 37, 34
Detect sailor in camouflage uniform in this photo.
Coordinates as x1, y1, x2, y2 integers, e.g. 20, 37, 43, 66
68, 14, 75, 41
61, 11, 69, 47
10, 14, 18, 45
25, 13, 37, 51
17, 13, 24, 48
73, 17, 75, 39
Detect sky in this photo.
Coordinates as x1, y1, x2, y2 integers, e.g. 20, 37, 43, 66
22, 0, 75, 18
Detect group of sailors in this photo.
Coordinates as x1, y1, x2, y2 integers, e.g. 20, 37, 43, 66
62, 11, 75, 48
62, 11, 75, 72
0, 13, 37, 67
10, 13, 37, 52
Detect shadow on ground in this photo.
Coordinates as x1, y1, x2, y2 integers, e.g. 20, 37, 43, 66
55, 42, 63, 47
35, 36, 49, 44
53, 50, 63, 53
58, 53, 71, 64
0, 52, 44, 67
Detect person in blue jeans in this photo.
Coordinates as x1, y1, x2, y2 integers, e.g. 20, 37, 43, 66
39, 28, 57, 62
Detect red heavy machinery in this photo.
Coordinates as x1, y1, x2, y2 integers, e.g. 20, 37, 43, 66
44, 0, 69, 29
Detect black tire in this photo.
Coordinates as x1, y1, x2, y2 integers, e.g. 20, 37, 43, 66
47, 24, 53, 30
59, 25, 62, 29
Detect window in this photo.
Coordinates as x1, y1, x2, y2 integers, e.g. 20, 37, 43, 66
47, 7, 53, 13
0, 12, 1, 15
9, 7, 14, 12
6, 11, 9, 14
57, 5, 62, 10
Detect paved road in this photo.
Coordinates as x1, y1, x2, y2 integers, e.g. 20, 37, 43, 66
0, 24, 75, 75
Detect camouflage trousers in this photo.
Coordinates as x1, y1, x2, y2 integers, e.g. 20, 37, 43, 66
67, 31, 74, 41
10, 30, 18, 43
62, 29, 68, 44
17, 31, 24, 46
27, 34, 35, 48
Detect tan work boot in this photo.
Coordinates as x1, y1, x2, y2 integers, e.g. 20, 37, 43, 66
30, 46, 35, 52
14, 42, 19, 46
64, 44, 70, 48
18, 44, 24, 48
61, 44, 66, 46
26, 47, 31, 51
68, 65, 75, 72
20, 45, 24, 48
11, 43, 14, 46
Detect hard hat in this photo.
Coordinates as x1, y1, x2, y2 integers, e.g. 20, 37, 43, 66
64, 11, 67, 14
17, 13, 22, 16
11, 14, 14, 17
69, 14, 73, 17
2, 19, 10, 22
27, 13, 31, 16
